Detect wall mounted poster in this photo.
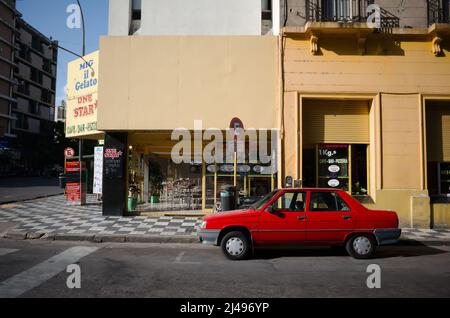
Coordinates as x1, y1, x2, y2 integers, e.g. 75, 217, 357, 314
65, 161, 86, 205
93, 147, 103, 194
318, 144, 349, 191
104, 148, 124, 179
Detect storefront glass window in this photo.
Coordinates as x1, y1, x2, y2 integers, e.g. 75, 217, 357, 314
439, 162, 450, 195
303, 143, 368, 196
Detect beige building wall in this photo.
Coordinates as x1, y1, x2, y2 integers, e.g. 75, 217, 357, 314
283, 36, 450, 94
97, 36, 279, 131
381, 94, 423, 190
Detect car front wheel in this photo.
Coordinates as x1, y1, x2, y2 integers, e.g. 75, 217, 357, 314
346, 234, 376, 259
220, 231, 251, 260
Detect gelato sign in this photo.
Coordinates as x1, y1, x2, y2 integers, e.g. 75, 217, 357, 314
65, 51, 101, 138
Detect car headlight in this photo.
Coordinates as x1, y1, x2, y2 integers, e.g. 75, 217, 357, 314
200, 221, 207, 229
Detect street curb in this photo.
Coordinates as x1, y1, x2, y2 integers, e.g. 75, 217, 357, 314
0, 192, 64, 206
3, 231, 27, 240
1, 230, 198, 243
1, 230, 449, 246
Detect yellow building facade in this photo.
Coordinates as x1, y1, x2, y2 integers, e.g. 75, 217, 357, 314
280, 23, 450, 228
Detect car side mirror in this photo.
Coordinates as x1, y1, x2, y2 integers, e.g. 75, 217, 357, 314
266, 205, 275, 213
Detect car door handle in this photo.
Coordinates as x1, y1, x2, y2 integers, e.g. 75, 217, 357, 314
342, 215, 352, 220
297, 216, 307, 220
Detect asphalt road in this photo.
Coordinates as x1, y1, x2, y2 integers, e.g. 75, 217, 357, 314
0, 177, 63, 204
0, 240, 449, 298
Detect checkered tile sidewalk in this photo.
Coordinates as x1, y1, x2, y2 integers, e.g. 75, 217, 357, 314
0, 195, 202, 237
401, 228, 450, 241
1, 194, 450, 242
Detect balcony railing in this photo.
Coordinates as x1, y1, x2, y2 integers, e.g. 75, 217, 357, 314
428, 0, 450, 25
306, 0, 373, 23
306, 0, 400, 28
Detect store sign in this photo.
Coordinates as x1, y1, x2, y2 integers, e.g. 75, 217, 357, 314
104, 148, 124, 179
66, 51, 101, 138
65, 161, 86, 205
93, 147, 103, 194
318, 144, 349, 191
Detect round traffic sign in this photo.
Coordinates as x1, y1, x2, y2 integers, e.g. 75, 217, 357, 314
64, 147, 75, 159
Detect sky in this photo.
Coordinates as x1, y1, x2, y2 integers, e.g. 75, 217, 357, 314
16, 0, 109, 106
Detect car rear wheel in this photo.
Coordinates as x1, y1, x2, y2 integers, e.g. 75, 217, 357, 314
346, 234, 376, 259
221, 231, 251, 260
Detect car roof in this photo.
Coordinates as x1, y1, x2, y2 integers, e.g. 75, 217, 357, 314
279, 188, 345, 192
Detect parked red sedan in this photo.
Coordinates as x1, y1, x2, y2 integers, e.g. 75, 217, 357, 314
197, 188, 401, 260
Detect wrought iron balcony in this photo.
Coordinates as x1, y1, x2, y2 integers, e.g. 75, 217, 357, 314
428, 0, 450, 25
305, 0, 400, 28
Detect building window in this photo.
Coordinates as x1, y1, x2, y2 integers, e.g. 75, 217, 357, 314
303, 143, 368, 196
262, 0, 272, 20
15, 113, 28, 130
41, 89, 52, 104
132, 0, 142, 20
31, 36, 43, 53
437, 163, 450, 195
29, 100, 39, 115
43, 59, 52, 74
31, 68, 43, 84
426, 101, 450, 197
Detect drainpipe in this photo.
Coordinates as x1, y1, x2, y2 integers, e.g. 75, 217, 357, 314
277, 27, 285, 189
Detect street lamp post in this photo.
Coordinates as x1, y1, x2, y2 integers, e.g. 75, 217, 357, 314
76, 0, 86, 188
49, 0, 88, 204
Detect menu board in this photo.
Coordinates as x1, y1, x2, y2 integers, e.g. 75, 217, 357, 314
65, 161, 86, 205
93, 147, 103, 194
104, 148, 124, 179
318, 144, 349, 191
439, 162, 450, 195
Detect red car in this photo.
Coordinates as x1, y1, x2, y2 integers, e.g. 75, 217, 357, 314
197, 188, 401, 260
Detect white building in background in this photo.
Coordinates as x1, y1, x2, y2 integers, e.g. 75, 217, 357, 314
108, 0, 281, 36
54, 100, 66, 123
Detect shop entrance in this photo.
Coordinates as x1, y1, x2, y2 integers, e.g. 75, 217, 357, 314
302, 99, 370, 195
127, 131, 276, 215
425, 101, 450, 197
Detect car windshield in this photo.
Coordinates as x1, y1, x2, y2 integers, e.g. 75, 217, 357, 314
248, 191, 278, 211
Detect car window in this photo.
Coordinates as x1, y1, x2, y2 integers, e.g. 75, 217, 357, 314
272, 192, 306, 212
309, 192, 350, 212
336, 193, 350, 211
250, 190, 278, 210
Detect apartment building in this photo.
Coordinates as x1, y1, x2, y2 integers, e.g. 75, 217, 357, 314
0, 0, 58, 175
13, 18, 57, 135
0, 0, 20, 141
55, 100, 66, 123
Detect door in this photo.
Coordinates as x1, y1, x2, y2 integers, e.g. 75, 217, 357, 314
305, 191, 355, 243
254, 191, 307, 245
